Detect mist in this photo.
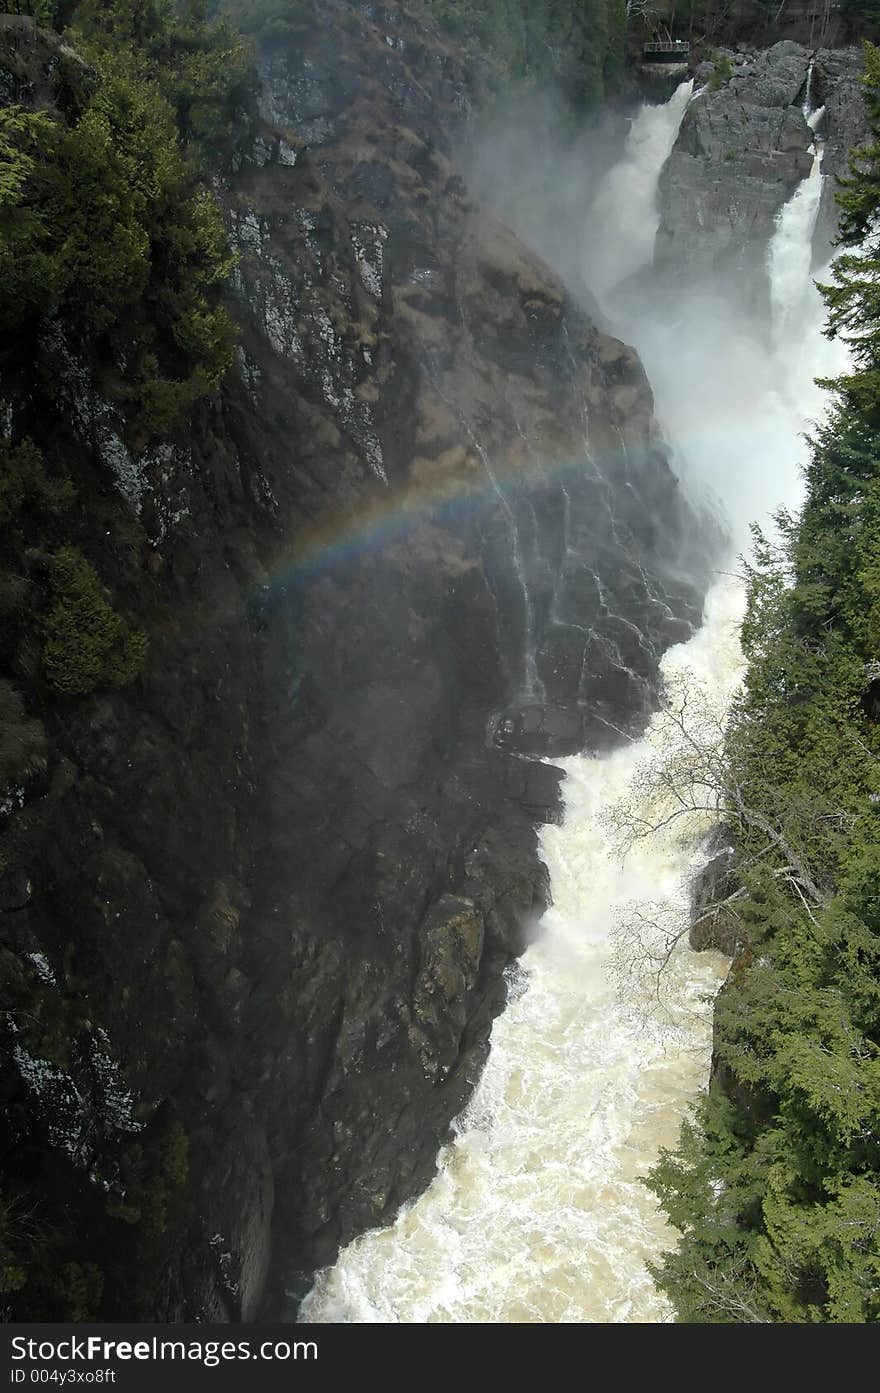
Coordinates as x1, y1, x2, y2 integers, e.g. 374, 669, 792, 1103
296, 65, 863, 1326
462, 80, 850, 557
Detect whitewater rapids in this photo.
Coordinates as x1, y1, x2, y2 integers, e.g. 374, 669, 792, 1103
300, 83, 848, 1325
301, 581, 742, 1322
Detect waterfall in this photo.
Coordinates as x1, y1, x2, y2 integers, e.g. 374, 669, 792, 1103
768, 146, 825, 354
463, 422, 545, 702
585, 80, 693, 298
299, 86, 846, 1325
802, 57, 815, 119
301, 583, 742, 1324
429, 371, 544, 701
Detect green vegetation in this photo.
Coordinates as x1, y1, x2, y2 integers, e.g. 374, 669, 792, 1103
218, 0, 316, 43
0, 1, 251, 443
67, 1, 254, 163
646, 43, 880, 1323
707, 49, 733, 90
0, 439, 145, 709
41, 548, 148, 696
840, 0, 880, 39
0, 680, 47, 787
0, 107, 62, 326
0, 437, 73, 527
821, 43, 880, 425
0, 5, 256, 1320
0, 3, 254, 733
414, 0, 629, 105
223, 0, 630, 105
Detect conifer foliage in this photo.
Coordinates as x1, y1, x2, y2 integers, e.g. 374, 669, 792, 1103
0, 1, 253, 441
648, 45, 880, 1324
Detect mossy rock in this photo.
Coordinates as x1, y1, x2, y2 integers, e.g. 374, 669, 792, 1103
0, 679, 47, 786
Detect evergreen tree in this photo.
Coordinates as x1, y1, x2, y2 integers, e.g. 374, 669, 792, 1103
821, 42, 880, 419
646, 44, 880, 1324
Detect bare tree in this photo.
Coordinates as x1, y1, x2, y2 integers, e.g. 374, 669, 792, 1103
626, 0, 662, 22
608, 673, 832, 903
682, 1257, 770, 1323
603, 672, 838, 1013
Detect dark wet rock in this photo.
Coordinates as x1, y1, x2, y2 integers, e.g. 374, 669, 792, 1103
656, 42, 865, 299
812, 45, 870, 253
493, 703, 585, 758
0, 869, 32, 913
690, 829, 742, 957
0, 2, 715, 1322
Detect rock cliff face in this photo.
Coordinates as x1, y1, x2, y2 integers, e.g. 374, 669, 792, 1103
1, 3, 712, 1320
656, 41, 865, 296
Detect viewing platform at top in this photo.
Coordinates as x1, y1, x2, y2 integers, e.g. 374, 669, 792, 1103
641, 40, 690, 64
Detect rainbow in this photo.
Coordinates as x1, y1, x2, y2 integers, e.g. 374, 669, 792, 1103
257, 442, 618, 589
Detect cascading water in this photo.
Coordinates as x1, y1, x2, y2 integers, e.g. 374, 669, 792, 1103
301, 583, 741, 1324
769, 112, 827, 354
802, 57, 815, 117
585, 80, 693, 298
429, 372, 544, 700
462, 420, 545, 702
300, 86, 847, 1324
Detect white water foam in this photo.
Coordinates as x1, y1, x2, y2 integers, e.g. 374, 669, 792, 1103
300, 86, 848, 1325
769, 145, 826, 355
301, 580, 743, 1323
610, 146, 847, 548
585, 80, 693, 298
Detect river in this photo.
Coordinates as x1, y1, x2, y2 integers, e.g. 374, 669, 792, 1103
300, 81, 847, 1324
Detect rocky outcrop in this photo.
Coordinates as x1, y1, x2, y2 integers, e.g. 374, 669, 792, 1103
689, 830, 742, 958
223, 4, 713, 1315
231, 10, 714, 759
656, 41, 865, 297
689, 834, 766, 1127
0, 2, 713, 1321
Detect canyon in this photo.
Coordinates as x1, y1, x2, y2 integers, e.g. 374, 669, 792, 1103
0, 4, 866, 1321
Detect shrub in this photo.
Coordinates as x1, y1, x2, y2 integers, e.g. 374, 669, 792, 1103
41, 547, 148, 696
0, 9, 245, 442
0, 439, 75, 529
0, 1196, 30, 1297
0, 107, 63, 328
58, 1261, 103, 1321
707, 51, 734, 92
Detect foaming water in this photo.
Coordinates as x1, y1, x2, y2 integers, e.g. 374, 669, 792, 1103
610, 156, 847, 548
619, 270, 844, 548
769, 146, 826, 355
585, 80, 693, 298
300, 88, 847, 1325
302, 581, 743, 1323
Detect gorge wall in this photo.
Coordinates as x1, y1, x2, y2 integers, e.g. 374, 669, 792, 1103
0, 4, 713, 1321
656, 41, 865, 293
3, 3, 868, 1325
